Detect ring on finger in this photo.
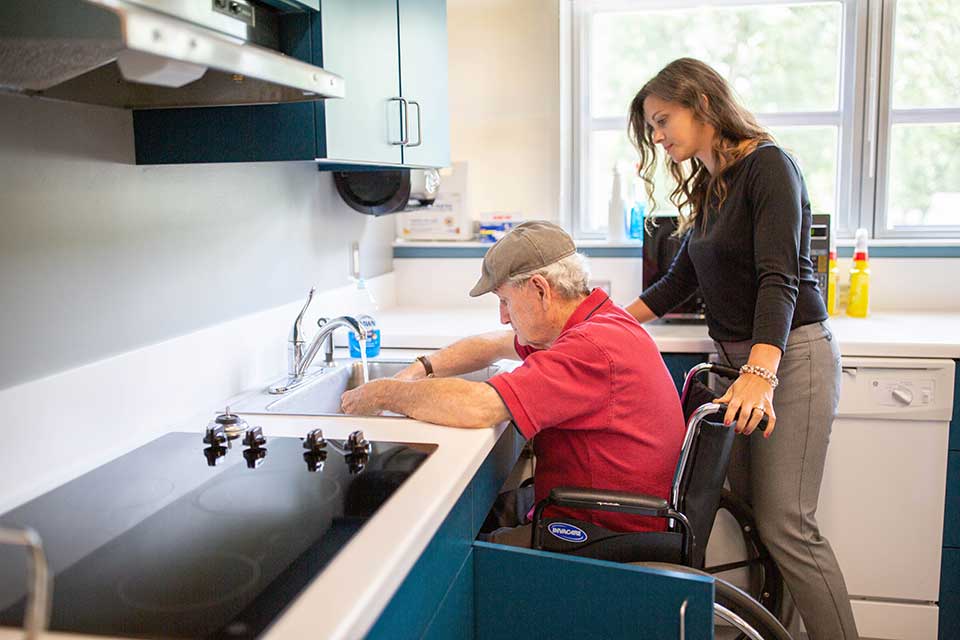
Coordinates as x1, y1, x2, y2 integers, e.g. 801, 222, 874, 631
752, 405, 766, 414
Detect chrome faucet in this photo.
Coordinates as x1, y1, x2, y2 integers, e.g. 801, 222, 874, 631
273, 289, 370, 394
298, 315, 368, 376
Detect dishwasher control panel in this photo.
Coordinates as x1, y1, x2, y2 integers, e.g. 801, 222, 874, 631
838, 357, 954, 421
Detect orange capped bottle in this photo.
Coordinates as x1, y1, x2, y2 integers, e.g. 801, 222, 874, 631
846, 229, 870, 318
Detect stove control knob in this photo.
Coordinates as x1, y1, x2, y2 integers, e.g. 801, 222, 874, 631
347, 430, 371, 456
303, 450, 327, 473
303, 429, 327, 454
203, 423, 228, 447
243, 447, 268, 469
203, 445, 228, 466
242, 426, 266, 449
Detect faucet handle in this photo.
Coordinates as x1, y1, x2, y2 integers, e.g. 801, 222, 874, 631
291, 288, 316, 343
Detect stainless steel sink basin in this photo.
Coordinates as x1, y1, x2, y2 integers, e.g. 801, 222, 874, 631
229, 360, 500, 417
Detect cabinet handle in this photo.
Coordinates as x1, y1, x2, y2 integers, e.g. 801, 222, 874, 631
389, 96, 409, 146
0, 526, 51, 640
679, 598, 687, 640
408, 100, 423, 147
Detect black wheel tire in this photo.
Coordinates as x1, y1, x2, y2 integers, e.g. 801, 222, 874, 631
707, 489, 784, 619
640, 562, 792, 640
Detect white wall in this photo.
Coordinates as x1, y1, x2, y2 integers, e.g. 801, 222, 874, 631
447, 0, 561, 222
0, 93, 395, 389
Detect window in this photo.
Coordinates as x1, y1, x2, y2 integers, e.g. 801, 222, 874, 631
874, 0, 960, 237
569, 0, 960, 241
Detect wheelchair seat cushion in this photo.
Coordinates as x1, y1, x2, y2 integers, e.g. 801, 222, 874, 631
536, 517, 683, 565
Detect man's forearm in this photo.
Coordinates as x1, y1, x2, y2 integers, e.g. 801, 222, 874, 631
401, 331, 517, 379
375, 378, 510, 428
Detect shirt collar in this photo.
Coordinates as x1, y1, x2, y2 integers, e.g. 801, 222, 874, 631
560, 288, 611, 334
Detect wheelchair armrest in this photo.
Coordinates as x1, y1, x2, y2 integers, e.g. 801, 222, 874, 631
530, 487, 695, 563
547, 486, 669, 517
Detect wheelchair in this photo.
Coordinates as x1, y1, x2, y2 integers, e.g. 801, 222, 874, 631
529, 362, 789, 640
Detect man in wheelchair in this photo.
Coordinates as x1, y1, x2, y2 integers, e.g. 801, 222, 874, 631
341, 221, 686, 545
342, 221, 791, 637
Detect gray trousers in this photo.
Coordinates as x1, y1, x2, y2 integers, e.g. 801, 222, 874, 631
715, 321, 860, 640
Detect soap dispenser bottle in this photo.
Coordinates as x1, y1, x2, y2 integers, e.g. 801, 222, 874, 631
347, 242, 381, 357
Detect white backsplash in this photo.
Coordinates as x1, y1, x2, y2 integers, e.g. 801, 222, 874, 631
394, 256, 960, 312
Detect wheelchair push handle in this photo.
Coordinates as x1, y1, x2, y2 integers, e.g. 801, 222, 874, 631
713, 402, 770, 433
706, 363, 740, 380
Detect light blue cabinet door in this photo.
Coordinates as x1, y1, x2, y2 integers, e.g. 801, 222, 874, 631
398, 0, 451, 168
318, 0, 403, 164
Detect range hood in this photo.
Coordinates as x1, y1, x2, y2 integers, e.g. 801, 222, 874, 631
0, 0, 344, 109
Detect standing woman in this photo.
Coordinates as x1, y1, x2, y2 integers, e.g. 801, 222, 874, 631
624, 58, 859, 640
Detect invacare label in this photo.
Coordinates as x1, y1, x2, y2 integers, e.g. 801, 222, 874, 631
548, 522, 588, 543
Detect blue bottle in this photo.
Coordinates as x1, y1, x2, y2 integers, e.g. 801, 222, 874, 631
629, 201, 645, 240
628, 181, 646, 240
349, 314, 381, 358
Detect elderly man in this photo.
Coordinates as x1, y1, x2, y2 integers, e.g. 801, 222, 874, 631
341, 221, 685, 542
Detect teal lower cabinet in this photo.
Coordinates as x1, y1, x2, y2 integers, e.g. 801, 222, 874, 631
941, 548, 959, 638
473, 542, 713, 639
661, 354, 710, 394
366, 425, 522, 639
942, 361, 960, 639
367, 424, 715, 639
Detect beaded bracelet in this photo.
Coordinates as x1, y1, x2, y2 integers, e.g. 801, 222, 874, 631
739, 363, 779, 389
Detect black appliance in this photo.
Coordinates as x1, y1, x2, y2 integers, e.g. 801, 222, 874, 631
810, 213, 831, 310
642, 215, 707, 322
0, 430, 434, 639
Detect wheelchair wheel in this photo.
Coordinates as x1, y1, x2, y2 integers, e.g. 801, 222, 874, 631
704, 489, 783, 627
641, 563, 791, 640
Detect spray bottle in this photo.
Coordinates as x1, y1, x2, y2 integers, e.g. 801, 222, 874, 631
846, 228, 870, 318
607, 165, 628, 242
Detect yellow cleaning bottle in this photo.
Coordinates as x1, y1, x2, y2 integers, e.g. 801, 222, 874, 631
827, 248, 839, 315
846, 228, 870, 318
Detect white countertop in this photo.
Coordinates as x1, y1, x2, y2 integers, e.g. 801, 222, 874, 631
366, 308, 960, 359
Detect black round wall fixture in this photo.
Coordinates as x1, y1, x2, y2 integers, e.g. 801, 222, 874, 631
333, 170, 411, 216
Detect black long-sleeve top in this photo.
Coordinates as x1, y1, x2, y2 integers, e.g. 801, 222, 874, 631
640, 144, 827, 353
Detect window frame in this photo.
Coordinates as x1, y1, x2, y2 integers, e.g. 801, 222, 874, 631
564, 0, 960, 242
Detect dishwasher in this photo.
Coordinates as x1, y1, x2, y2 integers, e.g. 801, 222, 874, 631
817, 356, 954, 640
705, 356, 954, 639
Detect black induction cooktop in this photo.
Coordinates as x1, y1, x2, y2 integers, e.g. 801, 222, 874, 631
0, 430, 435, 639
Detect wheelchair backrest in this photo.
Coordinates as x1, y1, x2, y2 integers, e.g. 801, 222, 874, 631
675, 414, 737, 568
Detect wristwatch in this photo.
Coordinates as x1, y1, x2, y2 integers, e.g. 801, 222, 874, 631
416, 355, 435, 378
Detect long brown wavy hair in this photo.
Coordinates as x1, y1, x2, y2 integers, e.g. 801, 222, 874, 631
628, 58, 774, 234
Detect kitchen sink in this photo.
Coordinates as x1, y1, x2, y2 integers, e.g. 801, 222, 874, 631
229, 360, 500, 417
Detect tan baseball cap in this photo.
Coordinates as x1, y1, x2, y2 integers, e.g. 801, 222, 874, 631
469, 221, 577, 297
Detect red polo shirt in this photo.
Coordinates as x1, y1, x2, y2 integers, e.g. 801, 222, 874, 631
487, 289, 685, 532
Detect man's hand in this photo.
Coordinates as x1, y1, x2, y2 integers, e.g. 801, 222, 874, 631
340, 380, 389, 416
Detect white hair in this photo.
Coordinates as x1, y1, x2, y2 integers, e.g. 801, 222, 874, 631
507, 252, 591, 299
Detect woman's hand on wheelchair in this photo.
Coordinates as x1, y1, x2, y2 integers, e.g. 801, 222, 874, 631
713, 374, 776, 438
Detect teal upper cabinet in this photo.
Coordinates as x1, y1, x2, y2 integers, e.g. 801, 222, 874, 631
396, 0, 450, 168
315, 0, 450, 167
316, 0, 402, 165
133, 0, 449, 168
